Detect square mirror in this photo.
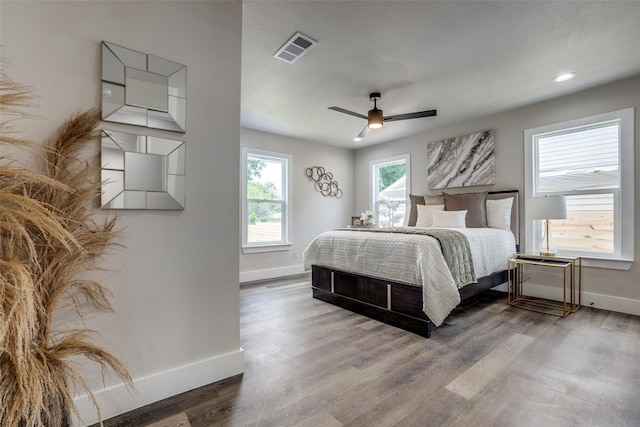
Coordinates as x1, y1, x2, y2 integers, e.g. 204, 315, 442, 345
101, 41, 186, 132
101, 130, 186, 210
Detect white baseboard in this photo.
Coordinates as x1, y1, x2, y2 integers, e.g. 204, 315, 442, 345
73, 348, 244, 426
511, 282, 640, 317
239, 264, 305, 283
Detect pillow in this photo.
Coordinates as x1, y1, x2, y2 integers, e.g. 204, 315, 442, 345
443, 192, 488, 228
407, 194, 426, 226
415, 204, 445, 227
426, 195, 445, 205
432, 210, 467, 228
486, 197, 513, 230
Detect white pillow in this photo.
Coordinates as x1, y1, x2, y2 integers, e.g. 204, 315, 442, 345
415, 204, 445, 227
486, 197, 513, 230
432, 210, 467, 228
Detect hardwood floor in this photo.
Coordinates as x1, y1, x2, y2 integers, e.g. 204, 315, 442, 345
98, 276, 640, 426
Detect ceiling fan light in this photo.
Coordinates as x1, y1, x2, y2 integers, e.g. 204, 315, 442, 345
368, 108, 383, 129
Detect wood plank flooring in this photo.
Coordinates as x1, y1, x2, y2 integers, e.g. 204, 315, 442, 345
97, 276, 640, 427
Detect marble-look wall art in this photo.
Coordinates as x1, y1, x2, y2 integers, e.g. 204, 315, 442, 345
427, 129, 495, 189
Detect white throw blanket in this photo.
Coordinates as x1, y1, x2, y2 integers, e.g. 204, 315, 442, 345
303, 227, 515, 326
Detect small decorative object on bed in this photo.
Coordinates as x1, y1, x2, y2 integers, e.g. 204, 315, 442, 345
427, 129, 495, 189
303, 190, 519, 338
305, 166, 342, 198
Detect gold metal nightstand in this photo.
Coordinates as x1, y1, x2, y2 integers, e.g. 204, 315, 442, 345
507, 253, 581, 317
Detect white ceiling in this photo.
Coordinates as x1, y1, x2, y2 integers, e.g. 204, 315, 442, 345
241, 1, 640, 148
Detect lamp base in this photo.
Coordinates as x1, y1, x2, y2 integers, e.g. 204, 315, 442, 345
539, 219, 559, 257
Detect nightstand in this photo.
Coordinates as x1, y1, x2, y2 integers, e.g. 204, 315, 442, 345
507, 253, 581, 317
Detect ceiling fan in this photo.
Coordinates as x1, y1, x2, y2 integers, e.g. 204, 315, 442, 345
328, 92, 437, 140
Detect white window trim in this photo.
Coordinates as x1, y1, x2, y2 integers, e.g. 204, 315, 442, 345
524, 108, 634, 270
369, 153, 411, 226
241, 147, 292, 254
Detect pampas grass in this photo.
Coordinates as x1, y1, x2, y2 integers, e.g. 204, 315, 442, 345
1, 68, 131, 426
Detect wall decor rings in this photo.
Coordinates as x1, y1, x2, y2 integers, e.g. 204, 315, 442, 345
305, 166, 342, 199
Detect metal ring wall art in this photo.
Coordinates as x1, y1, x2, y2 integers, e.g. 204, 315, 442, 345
305, 166, 343, 199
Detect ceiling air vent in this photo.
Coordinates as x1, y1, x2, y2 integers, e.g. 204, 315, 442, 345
273, 32, 317, 64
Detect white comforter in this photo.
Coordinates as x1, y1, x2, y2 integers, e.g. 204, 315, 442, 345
303, 227, 515, 327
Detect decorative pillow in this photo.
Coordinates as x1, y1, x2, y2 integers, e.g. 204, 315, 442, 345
432, 210, 467, 228
426, 195, 445, 205
486, 197, 513, 230
443, 192, 488, 228
416, 204, 445, 227
407, 194, 426, 226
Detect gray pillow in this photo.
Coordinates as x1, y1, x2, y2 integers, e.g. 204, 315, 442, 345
407, 194, 426, 226
443, 192, 488, 228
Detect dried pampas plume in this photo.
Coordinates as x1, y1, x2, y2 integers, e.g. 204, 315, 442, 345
1, 66, 131, 426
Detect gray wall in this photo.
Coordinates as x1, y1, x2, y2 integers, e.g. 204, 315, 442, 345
240, 128, 354, 282
354, 75, 640, 309
1, 1, 243, 423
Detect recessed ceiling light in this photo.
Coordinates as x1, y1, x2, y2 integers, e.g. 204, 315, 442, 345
353, 137, 362, 142
553, 72, 576, 82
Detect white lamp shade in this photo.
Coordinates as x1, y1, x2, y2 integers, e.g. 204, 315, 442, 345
530, 195, 567, 220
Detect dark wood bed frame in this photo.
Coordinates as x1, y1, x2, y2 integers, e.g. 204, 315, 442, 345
312, 266, 508, 338
311, 190, 520, 338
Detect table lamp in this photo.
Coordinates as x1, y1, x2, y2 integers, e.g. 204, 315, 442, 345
530, 195, 567, 256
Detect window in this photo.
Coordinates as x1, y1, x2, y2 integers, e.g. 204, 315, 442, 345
242, 148, 291, 253
370, 154, 410, 227
524, 108, 634, 269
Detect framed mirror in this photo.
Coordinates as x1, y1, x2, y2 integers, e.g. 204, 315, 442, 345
101, 130, 186, 210
101, 41, 186, 132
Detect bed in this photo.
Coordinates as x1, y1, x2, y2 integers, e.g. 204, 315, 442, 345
303, 190, 519, 338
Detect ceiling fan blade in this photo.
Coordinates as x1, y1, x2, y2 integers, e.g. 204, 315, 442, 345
383, 109, 437, 122
354, 126, 371, 140
328, 106, 368, 120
